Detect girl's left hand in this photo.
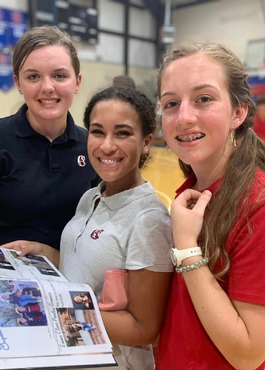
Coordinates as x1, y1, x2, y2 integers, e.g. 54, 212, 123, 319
171, 189, 212, 249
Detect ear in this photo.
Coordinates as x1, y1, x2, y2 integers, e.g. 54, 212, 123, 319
14, 75, 23, 94
231, 103, 248, 130
142, 133, 153, 154
75, 73, 82, 94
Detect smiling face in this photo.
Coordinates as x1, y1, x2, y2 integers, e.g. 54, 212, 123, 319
160, 54, 247, 180
14, 45, 81, 127
73, 296, 84, 304
88, 99, 152, 194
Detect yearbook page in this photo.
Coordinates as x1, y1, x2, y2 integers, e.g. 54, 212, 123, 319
0, 248, 68, 282
0, 249, 116, 369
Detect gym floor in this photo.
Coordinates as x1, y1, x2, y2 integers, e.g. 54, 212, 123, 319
141, 146, 185, 211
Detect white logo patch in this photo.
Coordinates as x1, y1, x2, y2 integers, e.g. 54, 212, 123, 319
77, 155, 86, 167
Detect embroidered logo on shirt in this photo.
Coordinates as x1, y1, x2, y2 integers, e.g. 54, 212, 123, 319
90, 229, 104, 239
77, 155, 86, 167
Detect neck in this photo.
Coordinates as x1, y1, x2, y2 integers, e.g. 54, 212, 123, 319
192, 142, 236, 190
102, 175, 145, 197
26, 110, 67, 142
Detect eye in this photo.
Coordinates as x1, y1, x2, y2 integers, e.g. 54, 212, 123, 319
163, 101, 179, 110
54, 73, 66, 80
27, 74, 40, 81
197, 96, 213, 103
89, 129, 104, 136
116, 130, 131, 137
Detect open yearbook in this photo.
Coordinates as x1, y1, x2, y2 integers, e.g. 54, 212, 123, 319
0, 248, 116, 369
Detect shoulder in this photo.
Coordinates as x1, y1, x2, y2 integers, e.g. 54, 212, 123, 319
241, 169, 265, 215
123, 182, 170, 215
0, 113, 16, 128
132, 191, 172, 227
136, 205, 171, 227
75, 185, 100, 211
251, 169, 265, 195
141, 182, 170, 213
67, 112, 88, 141
0, 113, 18, 145
0, 105, 28, 136
73, 125, 88, 143
75, 124, 87, 135
125, 181, 170, 214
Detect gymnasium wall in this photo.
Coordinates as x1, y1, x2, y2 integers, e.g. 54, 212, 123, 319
171, 0, 265, 64
0, 0, 158, 126
1, 0, 265, 126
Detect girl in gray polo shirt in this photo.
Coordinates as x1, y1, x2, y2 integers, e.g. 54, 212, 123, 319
3, 85, 174, 370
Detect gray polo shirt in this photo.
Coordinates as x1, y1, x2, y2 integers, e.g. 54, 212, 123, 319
59, 181, 173, 370
60, 181, 173, 298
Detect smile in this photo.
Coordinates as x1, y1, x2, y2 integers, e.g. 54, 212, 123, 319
177, 133, 205, 142
100, 159, 121, 164
39, 99, 59, 104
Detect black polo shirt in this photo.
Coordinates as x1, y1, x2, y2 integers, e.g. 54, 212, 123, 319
0, 104, 97, 250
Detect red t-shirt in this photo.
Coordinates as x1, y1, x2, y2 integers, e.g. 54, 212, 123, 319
253, 114, 265, 142
156, 170, 265, 370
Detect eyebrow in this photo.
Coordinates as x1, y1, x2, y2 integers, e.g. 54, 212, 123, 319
90, 122, 134, 130
22, 67, 70, 74
161, 83, 219, 98
194, 83, 218, 91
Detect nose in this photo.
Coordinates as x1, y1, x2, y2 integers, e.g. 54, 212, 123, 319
100, 136, 117, 154
41, 76, 55, 93
176, 101, 197, 126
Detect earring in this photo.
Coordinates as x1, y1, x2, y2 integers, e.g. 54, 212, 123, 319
230, 131, 237, 148
143, 148, 148, 154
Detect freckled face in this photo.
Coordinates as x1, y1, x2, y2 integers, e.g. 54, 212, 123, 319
14, 45, 81, 126
88, 100, 150, 190
160, 54, 243, 175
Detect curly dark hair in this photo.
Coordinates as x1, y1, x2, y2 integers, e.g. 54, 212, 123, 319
83, 86, 156, 168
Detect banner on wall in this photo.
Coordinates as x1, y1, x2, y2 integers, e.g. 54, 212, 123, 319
0, 8, 28, 49
0, 8, 27, 91
8, 10, 28, 47
0, 8, 9, 50
0, 50, 14, 92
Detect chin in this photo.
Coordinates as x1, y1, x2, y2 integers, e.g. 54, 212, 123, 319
101, 177, 119, 182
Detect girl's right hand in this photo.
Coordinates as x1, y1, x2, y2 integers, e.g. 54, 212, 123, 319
171, 189, 212, 249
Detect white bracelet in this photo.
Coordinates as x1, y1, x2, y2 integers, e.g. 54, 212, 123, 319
175, 257, 209, 273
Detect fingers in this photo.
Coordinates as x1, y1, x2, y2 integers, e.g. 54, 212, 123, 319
192, 190, 212, 214
19, 243, 40, 256
19, 242, 49, 257
0, 240, 27, 253
170, 190, 212, 248
172, 189, 212, 214
1, 240, 45, 257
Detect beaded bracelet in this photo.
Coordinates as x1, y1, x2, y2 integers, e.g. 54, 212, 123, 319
175, 257, 209, 273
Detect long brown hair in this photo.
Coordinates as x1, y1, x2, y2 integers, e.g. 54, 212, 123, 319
158, 43, 265, 278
